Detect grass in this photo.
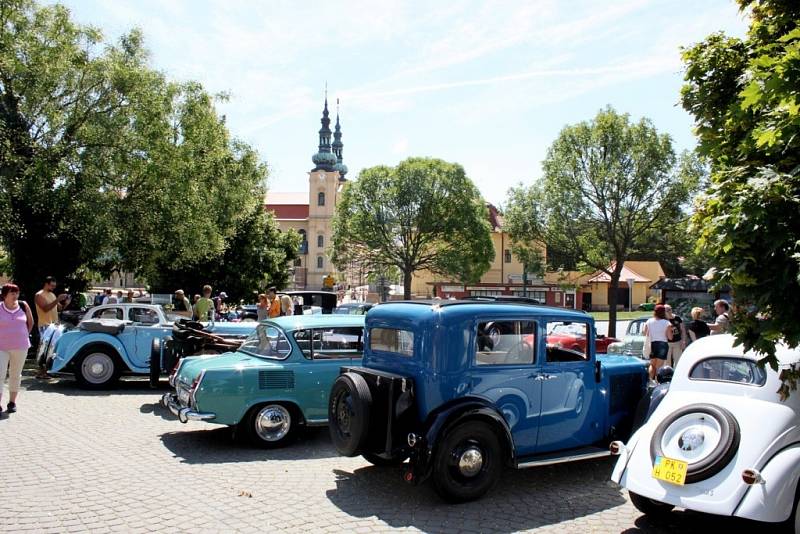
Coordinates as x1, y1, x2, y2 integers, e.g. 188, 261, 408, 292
589, 311, 649, 321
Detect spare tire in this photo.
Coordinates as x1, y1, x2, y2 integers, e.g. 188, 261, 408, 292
328, 372, 372, 456
650, 403, 740, 484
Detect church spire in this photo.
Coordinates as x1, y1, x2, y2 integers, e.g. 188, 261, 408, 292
332, 98, 348, 180
311, 87, 337, 172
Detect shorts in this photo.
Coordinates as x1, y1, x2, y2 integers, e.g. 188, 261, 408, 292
650, 341, 669, 360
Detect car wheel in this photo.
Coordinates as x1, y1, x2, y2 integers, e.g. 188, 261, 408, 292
149, 338, 161, 389
328, 372, 372, 456
362, 451, 408, 467
241, 403, 297, 448
628, 491, 674, 517
650, 403, 740, 484
432, 420, 503, 503
75, 348, 120, 389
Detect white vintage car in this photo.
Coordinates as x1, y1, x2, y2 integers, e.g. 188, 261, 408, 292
611, 334, 800, 530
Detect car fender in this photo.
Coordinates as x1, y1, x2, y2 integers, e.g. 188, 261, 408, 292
233, 395, 305, 427
51, 334, 130, 373
423, 397, 516, 466
735, 444, 800, 523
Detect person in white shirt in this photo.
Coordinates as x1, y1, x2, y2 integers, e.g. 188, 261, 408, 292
643, 304, 673, 381
708, 299, 731, 335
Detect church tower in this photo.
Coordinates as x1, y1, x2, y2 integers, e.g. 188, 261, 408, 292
307, 93, 347, 289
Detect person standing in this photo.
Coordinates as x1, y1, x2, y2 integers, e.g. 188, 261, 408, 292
173, 290, 192, 318
194, 286, 214, 322
0, 284, 33, 413
101, 288, 112, 304
267, 287, 281, 319
686, 307, 711, 343
280, 294, 294, 316
708, 299, 731, 335
256, 294, 269, 321
34, 276, 69, 379
643, 304, 673, 382
664, 304, 686, 368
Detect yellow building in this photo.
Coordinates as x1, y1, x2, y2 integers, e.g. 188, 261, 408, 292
265, 97, 348, 290
543, 261, 665, 311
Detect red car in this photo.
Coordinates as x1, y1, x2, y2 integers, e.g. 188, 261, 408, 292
545, 323, 619, 354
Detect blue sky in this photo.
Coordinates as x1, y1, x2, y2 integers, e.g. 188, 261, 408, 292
53, 0, 748, 205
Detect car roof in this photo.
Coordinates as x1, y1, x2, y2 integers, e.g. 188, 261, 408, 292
678, 334, 800, 368
265, 314, 365, 330
370, 300, 592, 321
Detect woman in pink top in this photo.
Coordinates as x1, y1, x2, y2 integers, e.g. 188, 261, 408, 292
0, 283, 34, 414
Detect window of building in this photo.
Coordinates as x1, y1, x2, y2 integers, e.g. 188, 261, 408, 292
318, 191, 325, 206
512, 290, 547, 303
317, 256, 324, 269
469, 289, 502, 297
317, 234, 324, 248
504, 249, 512, 263
293, 258, 302, 267
475, 320, 536, 365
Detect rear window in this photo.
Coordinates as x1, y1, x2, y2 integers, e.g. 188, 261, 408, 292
689, 357, 767, 386
239, 324, 292, 360
370, 328, 414, 357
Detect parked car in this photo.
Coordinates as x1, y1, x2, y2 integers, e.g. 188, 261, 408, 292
48, 304, 254, 389
327, 300, 648, 502
333, 302, 373, 315
546, 322, 620, 354
606, 317, 650, 358
161, 314, 365, 448
611, 334, 800, 529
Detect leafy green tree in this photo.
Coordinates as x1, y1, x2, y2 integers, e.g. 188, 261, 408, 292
681, 0, 800, 386
505, 107, 701, 336
503, 186, 546, 290
0, 0, 272, 297
331, 157, 494, 300
148, 207, 300, 303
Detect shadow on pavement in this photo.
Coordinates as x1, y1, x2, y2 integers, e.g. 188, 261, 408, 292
158, 425, 341, 464
22, 372, 170, 397
326, 458, 628, 533
621, 509, 766, 534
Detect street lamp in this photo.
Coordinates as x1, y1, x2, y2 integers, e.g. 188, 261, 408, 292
626, 277, 635, 312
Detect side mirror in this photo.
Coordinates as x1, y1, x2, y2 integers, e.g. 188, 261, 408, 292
594, 360, 603, 383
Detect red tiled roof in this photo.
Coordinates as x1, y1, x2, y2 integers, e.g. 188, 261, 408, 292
266, 204, 309, 220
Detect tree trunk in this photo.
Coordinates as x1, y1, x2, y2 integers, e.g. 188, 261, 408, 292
608, 272, 621, 338
403, 269, 412, 300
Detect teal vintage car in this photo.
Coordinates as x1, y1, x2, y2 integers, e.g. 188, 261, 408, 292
161, 314, 364, 448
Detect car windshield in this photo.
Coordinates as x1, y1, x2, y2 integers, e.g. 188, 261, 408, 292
689, 357, 767, 386
239, 324, 293, 360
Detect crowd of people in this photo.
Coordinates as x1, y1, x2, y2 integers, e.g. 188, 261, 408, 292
643, 299, 731, 381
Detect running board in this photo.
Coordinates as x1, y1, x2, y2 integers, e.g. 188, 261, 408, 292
515, 446, 611, 469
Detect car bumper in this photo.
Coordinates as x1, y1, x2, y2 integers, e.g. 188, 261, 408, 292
161, 393, 216, 423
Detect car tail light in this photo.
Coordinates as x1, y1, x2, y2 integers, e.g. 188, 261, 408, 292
168, 359, 185, 387
742, 469, 764, 485
189, 370, 206, 407
609, 441, 624, 455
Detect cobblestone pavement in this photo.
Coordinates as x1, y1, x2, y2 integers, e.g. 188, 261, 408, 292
0, 369, 764, 534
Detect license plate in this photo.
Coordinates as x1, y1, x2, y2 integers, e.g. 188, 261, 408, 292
177, 388, 190, 405
652, 455, 688, 485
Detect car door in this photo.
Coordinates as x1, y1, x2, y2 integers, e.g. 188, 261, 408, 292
295, 326, 364, 422
536, 319, 603, 453
469, 319, 542, 457
127, 307, 162, 370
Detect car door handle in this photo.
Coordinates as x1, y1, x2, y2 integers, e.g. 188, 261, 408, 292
533, 373, 557, 381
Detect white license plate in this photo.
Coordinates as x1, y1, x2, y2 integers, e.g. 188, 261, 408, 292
177, 388, 190, 405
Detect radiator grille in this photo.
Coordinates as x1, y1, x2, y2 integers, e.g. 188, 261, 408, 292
609, 372, 645, 413
258, 370, 295, 390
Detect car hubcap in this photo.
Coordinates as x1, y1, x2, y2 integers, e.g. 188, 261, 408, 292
335, 392, 352, 435
457, 446, 484, 477
82, 353, 114, 384
662, 413, 721, 463
255, 405, 291, 442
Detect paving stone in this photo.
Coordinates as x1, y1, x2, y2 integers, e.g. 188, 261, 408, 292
0, 371, 766, 533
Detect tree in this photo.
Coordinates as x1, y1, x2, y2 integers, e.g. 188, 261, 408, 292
331, 157, 494, 300
148, 207, 300, 303
503, 186, 546, 291
680, 0, 800, 388
505, 107, 701, 336
0, 1, 270, 296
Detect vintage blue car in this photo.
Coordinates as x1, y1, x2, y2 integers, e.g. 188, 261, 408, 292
161, 314, 365, 448
328, 300, 648, 502
47, 303, 254, 389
